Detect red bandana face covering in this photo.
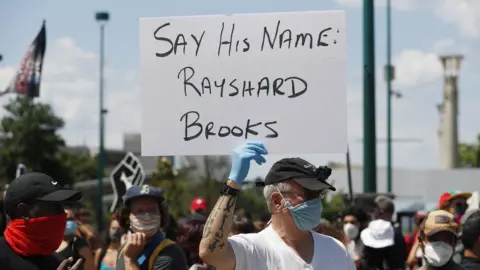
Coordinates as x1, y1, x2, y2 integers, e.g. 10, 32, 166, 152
4, 213, 67, 256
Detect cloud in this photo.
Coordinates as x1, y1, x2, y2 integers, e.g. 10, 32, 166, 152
393, 50, 443, 87
435, 0, 480, 39
334, 0, 416, 11
433, 39, 455, 54
0, 37, 140, 149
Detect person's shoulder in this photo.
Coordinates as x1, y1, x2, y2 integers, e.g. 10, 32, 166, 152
153, 243, 188, 270
45, 253, 63, 267
228, 231, 262, 245
0, 238, 10, 260
159, 243, 185, 257
312, 231, 347, 251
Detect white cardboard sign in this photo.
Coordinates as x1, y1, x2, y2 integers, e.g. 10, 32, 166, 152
140, 10, 347, 156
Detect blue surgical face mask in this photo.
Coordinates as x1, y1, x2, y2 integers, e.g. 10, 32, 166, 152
65, 220, 78, 236
277, 188, 323, 231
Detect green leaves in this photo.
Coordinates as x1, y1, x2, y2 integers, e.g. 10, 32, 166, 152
0, 96, 97, 186
459, 134, 480, 168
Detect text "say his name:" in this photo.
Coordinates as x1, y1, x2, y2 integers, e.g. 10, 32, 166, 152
151, 19, 339, 142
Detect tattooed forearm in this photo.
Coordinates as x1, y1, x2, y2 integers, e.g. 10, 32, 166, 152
200, 194, 238, 255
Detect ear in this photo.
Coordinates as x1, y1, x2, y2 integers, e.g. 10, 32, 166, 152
16, 203, 30, 219
271, 192, 284, 212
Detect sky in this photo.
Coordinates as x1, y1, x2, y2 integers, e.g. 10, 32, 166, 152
0, 0, 479, 179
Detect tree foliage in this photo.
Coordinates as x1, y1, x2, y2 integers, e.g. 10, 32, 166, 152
148, 156, 268, 220
321, 191, 346, 222
0, 96, 97, 185
59, 150, 98, 184
459, 134, 480, 168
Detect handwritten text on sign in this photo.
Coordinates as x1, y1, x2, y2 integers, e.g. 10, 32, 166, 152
140, 11, 347, 156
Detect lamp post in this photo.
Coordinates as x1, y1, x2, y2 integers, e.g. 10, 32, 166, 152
438, 55, 463, 169
95, 11, 109, 233
385, 0, 395, 193
363, 0, 377, 193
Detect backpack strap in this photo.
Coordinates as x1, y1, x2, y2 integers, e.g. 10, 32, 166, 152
118, 244, 126, 261
147, 239, 175, 270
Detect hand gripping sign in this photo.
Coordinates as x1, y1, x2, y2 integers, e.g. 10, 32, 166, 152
110, 152, 145, 213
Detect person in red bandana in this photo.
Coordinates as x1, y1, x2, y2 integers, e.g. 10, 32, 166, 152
0, 172, 84, 270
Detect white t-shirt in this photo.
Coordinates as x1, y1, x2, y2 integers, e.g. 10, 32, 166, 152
346, 240, 361, 261
228, 225, 355, 270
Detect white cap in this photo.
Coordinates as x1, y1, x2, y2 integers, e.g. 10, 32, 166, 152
360, 219, 395, 249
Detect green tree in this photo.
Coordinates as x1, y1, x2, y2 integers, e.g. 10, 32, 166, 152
459, 134, 480, 167
149, 156, 269, 219
322, 191, 346, 222
0, 96, 72, 184
149, 158, 192, 218
0, 96, 97, 186
60, 150, 98, 184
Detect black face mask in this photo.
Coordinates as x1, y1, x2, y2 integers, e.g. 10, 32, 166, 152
109, 230, 123, 242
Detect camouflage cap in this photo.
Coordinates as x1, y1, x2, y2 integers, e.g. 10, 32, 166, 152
423, 210, 459, 237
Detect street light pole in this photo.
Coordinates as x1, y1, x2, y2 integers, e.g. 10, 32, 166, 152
385, 0, 394, 193
363, 0, 377, 193
95, 11, 109, 233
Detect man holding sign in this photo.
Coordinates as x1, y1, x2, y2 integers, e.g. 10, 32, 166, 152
199, 141, 355, 270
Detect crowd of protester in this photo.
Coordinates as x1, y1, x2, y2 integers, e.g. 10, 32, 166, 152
0, 141, 479, 269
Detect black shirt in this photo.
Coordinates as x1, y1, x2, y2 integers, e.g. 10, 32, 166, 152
462, 257, 480, 270
56, 237, 88, 261
0, 237, 62, 270
55, 237, 88, 270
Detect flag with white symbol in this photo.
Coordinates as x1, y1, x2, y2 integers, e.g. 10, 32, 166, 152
16, 164, 28, 178
110, 152, 145, 213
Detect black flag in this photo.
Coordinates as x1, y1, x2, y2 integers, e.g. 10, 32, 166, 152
1, 21, 46, 98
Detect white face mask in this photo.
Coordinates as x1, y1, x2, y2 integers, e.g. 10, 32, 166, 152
424, 241, 454, 267
343, 223, 359, 240
129, 213, 161, 237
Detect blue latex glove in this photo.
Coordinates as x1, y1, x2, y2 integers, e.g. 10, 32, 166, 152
228, 141, 268, 184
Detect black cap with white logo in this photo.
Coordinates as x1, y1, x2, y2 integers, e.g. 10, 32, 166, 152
256, 158, 335, 191
4, 172, 82, 216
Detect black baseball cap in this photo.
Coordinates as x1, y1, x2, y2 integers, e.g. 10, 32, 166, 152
4, 172, 82, 216
256, 158, 336, 191
460, 209, 480, 247
123, 184, 165, 205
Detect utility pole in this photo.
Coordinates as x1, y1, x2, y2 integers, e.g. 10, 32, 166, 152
438, 55, 463, 169
385, 0, 395, 193
363, 0, 377, 193
95, 11, 109, 233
